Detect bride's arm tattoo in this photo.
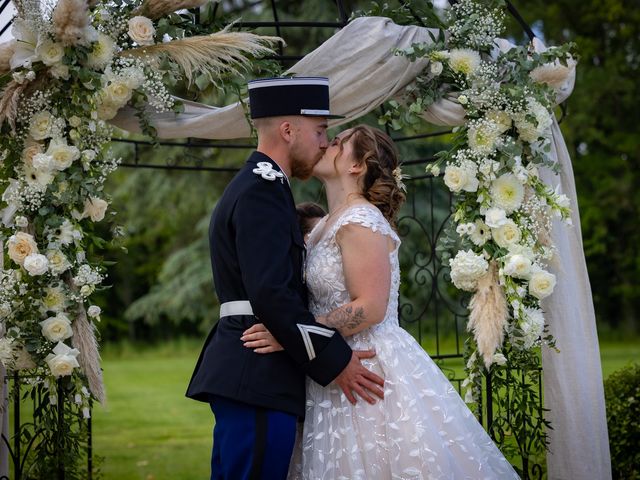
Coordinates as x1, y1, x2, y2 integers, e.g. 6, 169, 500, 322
323, 305, 366, 333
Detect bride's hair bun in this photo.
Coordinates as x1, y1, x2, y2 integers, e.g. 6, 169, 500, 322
346, 125, 406, 228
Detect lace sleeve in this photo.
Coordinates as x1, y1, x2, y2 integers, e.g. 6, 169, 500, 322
331, 204, 400, 250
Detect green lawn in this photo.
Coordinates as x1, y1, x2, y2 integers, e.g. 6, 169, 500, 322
91, 337, 640, 479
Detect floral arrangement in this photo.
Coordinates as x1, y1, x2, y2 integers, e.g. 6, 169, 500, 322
0, 0, 276, 474
373, 0, 576, 459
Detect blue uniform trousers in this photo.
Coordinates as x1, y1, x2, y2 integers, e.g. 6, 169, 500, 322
210, 396, 297, 480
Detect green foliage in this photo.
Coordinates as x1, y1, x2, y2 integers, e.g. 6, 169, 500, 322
604, 363, 640, 479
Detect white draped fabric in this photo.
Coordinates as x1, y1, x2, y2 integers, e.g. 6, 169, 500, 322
114, 15, 610, 480
1, 16, 611, 479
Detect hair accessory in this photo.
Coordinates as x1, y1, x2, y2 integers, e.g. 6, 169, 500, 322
392, 166, 408, 192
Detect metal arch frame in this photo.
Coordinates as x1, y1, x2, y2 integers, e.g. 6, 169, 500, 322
1, 2, 547, 479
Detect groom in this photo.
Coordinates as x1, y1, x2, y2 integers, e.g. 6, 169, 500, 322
187, 77, 385, 480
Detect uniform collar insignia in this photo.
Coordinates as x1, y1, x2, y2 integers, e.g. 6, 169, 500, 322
253, 161, 285, 182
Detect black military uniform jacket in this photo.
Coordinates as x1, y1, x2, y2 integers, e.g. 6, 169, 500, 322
186, 151, 352, 417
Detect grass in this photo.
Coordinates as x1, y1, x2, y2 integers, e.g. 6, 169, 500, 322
86, 336, 639, 479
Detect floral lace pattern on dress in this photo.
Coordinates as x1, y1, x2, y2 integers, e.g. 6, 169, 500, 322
288, 204, 520, 480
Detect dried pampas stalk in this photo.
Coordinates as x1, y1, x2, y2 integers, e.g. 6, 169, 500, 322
0, 40, 16, 76
52, 0, 92, 46
71, 306, 106, 404
122, 27, 282, 86
467, 261, 509, 369
134, 0, 210, 20
0, 81, 27, 132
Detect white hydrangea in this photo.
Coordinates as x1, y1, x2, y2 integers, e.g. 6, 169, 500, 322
449, 250, 489, 291
520, 307, 545, 349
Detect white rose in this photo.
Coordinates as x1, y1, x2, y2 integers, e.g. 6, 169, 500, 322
45, 342, 80, 377
128, 16, 156, 46
40, 313, 73, 342
444, 165, 477, 193
457, 94, 468, 105
87, 305, 101, 318
81, 197, 108, 222
47, 139, 80, 171
80, 284, 94, 297
528, 269, 556, 300
486, 110, 512, 133
24, 253, 49, 276
503, 254, 532, 279
430, 61, 443, 76
96, 100, 119, 121
22, 142, 43, 167
47, 249, 71, 274
103, 80, 132, 107
7, 232, 39, 265
29, 111, 54, 141
35, 38, 64, 66
491, 219, 521, 248
484, 207, 507, 228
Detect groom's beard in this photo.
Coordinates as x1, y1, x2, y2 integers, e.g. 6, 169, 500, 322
290, 146, 322, 180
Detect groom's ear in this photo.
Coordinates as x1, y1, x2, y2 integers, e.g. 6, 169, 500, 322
279, 120, 294, 143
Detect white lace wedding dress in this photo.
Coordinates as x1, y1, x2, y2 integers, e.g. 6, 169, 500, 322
288, 204, 519, 480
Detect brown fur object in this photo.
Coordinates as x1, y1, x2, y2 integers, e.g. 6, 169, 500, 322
71, 306, 106, 404
122, 27, 281, 86
467, 261, 509, 368
0, 81, 27, 132
134, 0, 210, 20
52, 0, 92, 46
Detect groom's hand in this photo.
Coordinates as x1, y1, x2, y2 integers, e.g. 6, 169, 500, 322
335, 350, 384, 405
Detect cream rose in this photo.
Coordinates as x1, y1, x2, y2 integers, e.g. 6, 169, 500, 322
503, 254, 532, 279
128, 16, 155, 46
35, 38, 64, 66
7, 232, 39, 265
484, 207, 507, 229
492, 219, 521, 248
22, 142, 43, 167
45, 342, 80, 377
29, 111, 54, 141
40, 313, 73, 342
47, 139, 80, 171
50, 63, 70, 80
24, 253, 49, 276
103, 80, 132, 107
528, 269, 556, 300
81, 197, 108, 222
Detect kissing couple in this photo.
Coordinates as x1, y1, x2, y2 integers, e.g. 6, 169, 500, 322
187, 77, 519, 480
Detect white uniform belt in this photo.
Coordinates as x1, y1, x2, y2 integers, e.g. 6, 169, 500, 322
219, 300, 254, 318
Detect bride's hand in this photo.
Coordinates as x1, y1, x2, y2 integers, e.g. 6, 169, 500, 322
241, 323, 284, 354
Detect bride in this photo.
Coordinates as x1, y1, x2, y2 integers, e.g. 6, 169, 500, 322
242, 125, 519, 479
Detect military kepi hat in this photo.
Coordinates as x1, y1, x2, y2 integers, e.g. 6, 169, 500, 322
248, 76, 344, 119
